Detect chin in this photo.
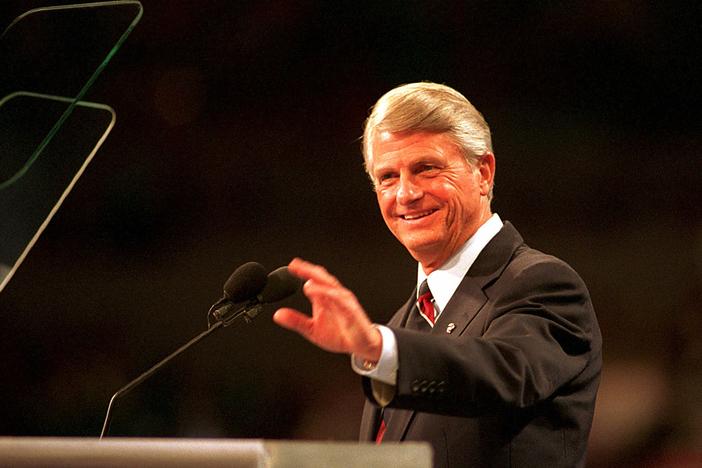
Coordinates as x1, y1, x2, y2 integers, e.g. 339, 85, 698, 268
399, 237, 444, 256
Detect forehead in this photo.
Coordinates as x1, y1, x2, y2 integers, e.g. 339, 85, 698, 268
370, 132, 462, 169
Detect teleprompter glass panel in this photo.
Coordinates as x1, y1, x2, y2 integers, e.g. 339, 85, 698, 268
0, 2, 142, 292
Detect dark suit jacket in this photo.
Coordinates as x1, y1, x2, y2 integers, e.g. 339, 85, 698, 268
359, 222, 602, 468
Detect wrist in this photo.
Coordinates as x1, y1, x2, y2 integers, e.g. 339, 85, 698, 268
350, 325, 398, 386
360, 325, 383, 363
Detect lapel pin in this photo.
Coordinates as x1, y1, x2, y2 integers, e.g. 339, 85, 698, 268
446, 323, 456, 334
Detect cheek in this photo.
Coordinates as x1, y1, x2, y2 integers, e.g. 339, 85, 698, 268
438, 185, 474, 217
430, 181, 458, 202
376, 192, 394, 216
454, 190, 480, 218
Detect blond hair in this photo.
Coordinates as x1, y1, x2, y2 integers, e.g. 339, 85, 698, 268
362, 82, 493, 197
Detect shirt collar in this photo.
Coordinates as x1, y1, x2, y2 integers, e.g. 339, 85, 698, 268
417, 213, 503, 315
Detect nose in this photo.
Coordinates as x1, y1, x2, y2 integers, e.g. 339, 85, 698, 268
396, 172, 423, 205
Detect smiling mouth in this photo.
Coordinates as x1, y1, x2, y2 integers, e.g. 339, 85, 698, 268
400, 209, 437, 220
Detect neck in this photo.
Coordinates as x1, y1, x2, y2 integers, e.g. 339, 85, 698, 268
418, 208, 493, 275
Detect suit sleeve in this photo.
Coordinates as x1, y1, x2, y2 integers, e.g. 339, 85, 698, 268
365, 255, 601, 417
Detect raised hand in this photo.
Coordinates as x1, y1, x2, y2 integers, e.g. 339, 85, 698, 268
272, 258, 382, 362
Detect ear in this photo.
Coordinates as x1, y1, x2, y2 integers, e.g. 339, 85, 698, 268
477, 152, 496, 196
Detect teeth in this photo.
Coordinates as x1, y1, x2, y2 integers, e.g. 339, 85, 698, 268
403, 210, 433, 220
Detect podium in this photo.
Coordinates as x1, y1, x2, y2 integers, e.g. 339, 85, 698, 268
0, 438, 432, 467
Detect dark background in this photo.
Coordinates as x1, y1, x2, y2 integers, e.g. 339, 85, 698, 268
1, 1, 700, 466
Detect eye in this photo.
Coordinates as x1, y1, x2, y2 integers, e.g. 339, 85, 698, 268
377, 171, 398, 184
418, 163, 439, 174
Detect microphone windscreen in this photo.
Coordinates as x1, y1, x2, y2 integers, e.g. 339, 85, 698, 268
260, 266, 301, 303
223, 262, 268, 302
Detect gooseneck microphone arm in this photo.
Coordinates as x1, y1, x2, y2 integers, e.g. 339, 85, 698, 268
99, 262, 300, 439
99, 320, 224, 439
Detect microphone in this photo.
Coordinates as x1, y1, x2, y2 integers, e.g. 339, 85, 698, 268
261, 266, 302, 302
208, 262, 267, 325
210, 265, 301, 326
99, 262, 298, 439
223, 261, 268, 302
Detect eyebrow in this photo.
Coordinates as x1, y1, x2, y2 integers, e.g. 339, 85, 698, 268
373, 154, 444, 173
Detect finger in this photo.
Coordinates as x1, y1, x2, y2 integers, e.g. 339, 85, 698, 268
272, 308, 313, 337
288, 258, 341, 287
302, 281, 354, 307
302, 283, 371, 328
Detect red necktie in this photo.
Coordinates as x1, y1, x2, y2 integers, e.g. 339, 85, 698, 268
375, 418, 387, 444
417, 280, 435, 326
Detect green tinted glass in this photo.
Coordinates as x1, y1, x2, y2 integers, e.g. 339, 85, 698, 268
0, 1, 142, 292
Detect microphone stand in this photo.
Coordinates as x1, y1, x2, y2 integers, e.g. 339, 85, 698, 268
99, 302, 263, 439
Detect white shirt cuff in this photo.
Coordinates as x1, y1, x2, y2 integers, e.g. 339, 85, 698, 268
350, 325, 398, 385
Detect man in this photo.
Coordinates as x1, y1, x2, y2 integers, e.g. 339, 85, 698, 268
273, 82, 601, 467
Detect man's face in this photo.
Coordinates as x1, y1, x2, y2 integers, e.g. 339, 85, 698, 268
370, 132, 494, 272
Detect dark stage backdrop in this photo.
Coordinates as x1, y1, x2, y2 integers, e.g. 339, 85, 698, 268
1, 2, 700, 466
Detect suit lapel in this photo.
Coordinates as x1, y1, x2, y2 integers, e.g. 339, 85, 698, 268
389, 293, 415, 329
432, 278, 486, 336
433, 222, 524, 337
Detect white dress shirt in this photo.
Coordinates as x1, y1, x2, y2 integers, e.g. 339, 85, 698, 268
352, 214, 504, 385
